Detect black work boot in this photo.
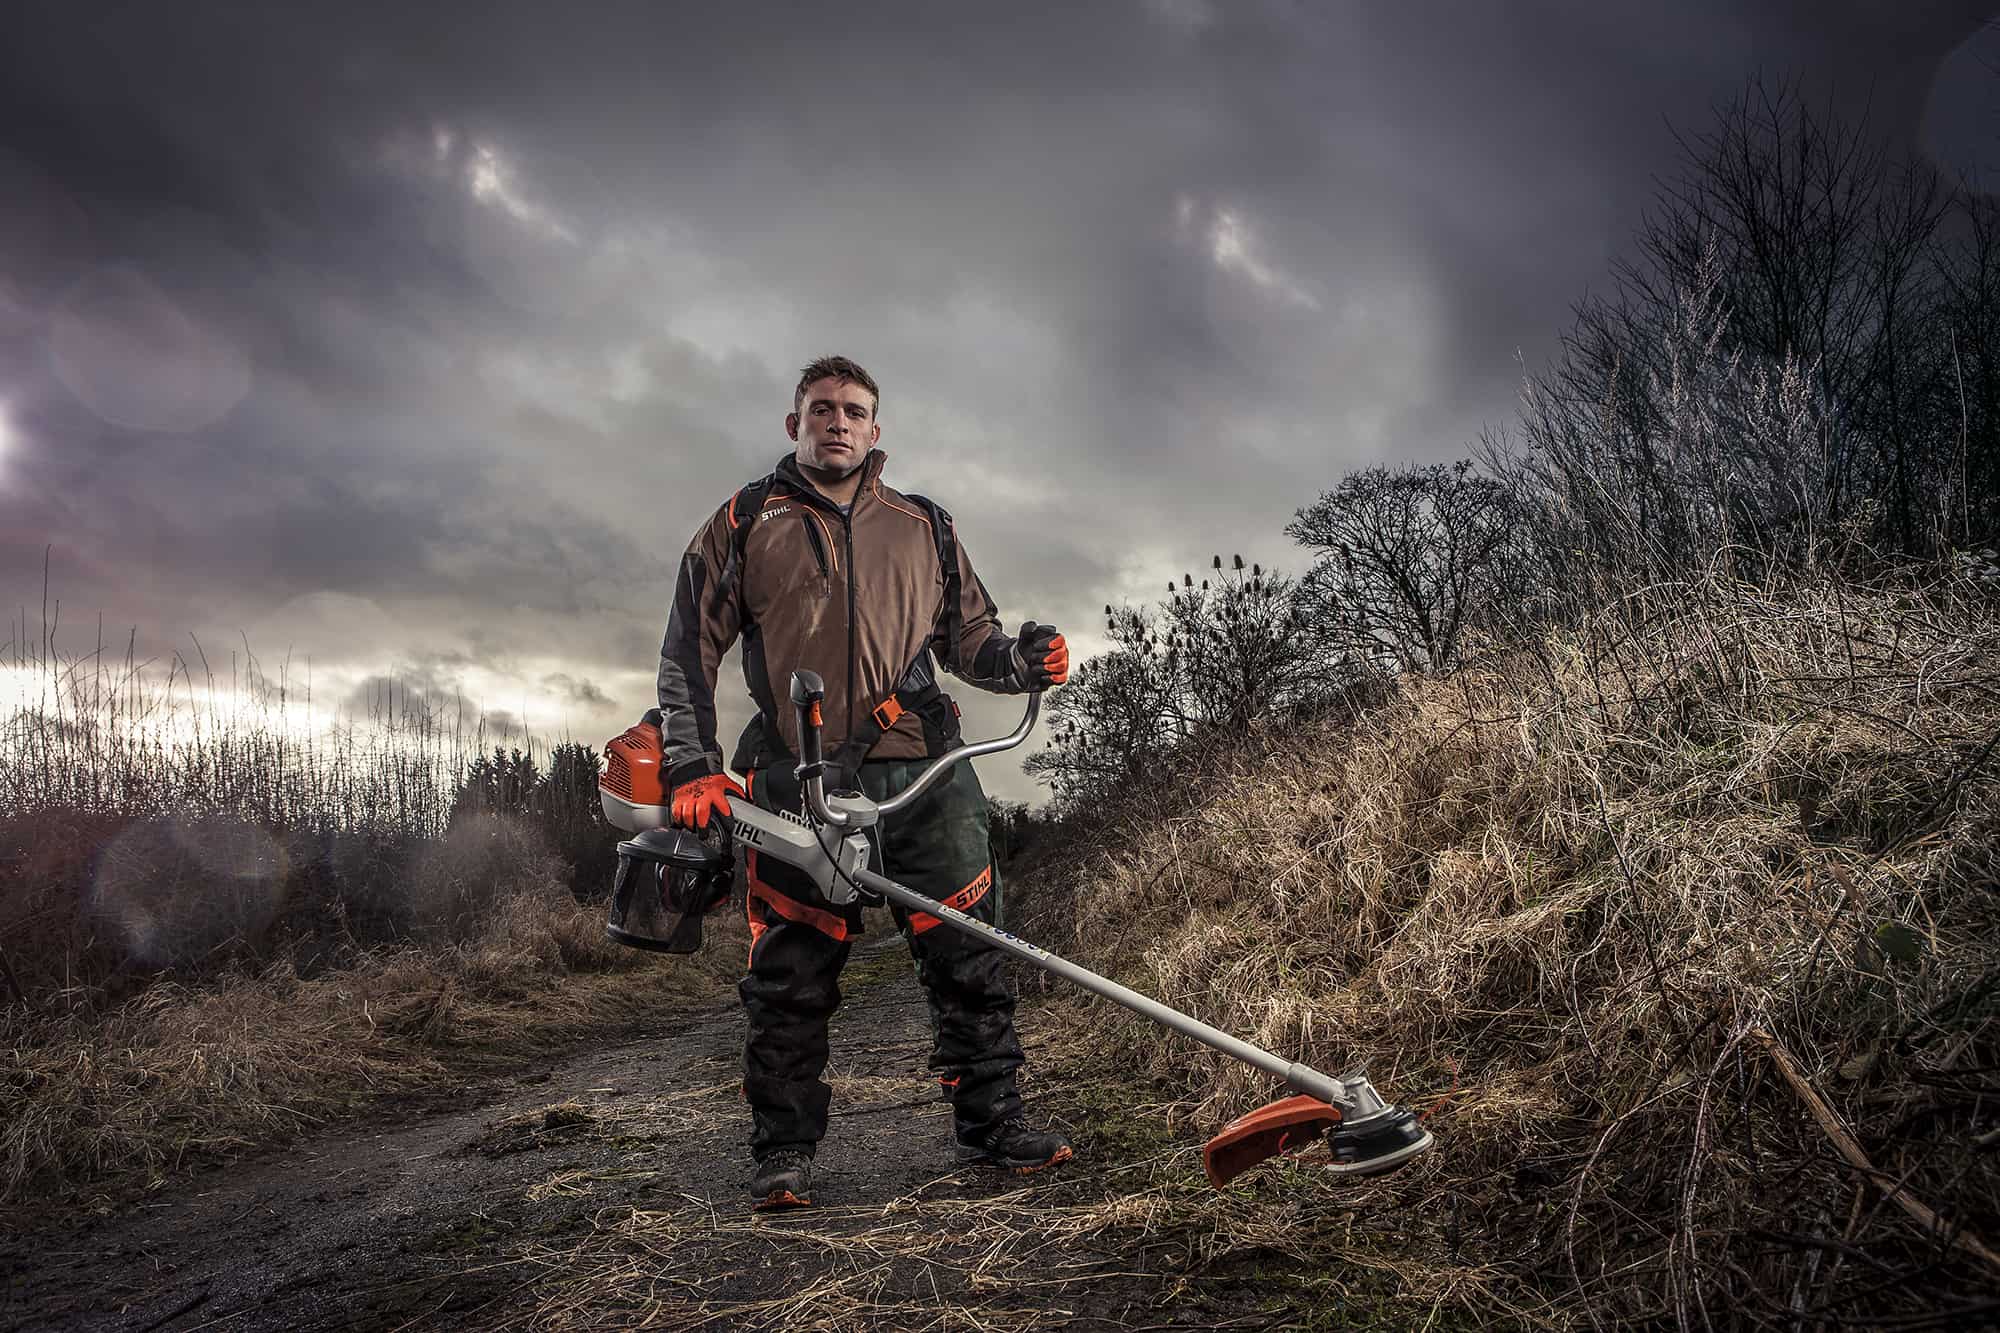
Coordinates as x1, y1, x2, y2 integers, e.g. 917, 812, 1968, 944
956, 1116, 1074, 1173
750, 1148, 814, 1211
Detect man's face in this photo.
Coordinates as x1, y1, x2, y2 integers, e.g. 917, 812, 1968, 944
786, 377, 879, 475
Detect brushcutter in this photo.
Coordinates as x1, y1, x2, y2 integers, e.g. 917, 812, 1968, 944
598, 671, 1435, 1187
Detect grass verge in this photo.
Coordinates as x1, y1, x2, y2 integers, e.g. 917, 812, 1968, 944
1012, 574, 2000, 1329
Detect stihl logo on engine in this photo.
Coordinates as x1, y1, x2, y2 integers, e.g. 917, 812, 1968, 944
729, 805, 819, 849
759, 504, 791, 521
775, 805, 819, 831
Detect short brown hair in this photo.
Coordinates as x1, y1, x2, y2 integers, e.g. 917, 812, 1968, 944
793, 355, 881, 416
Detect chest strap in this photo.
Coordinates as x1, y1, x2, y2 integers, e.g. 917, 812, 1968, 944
825, 649, 963, 792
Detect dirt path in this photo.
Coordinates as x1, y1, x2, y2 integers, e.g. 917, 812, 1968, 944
3, 932, 1315, 1332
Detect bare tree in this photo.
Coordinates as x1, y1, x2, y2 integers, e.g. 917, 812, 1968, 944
1286, 461, 1517, 673
1479, 74, 1991, 608
1854, 160, 1952, 555
1933, 191, 2000, 547
1613, 77, 1883, 417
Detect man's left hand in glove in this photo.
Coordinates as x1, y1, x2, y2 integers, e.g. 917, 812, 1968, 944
1011, 621, 1069, 691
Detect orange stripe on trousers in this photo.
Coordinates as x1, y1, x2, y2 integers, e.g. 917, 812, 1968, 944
909, 864, 992, 934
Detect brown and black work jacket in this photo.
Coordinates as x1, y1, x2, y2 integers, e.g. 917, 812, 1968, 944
657, 449, 1028, 789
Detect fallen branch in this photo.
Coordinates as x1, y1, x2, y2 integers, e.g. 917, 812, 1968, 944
1751, 1027, 2000, 1277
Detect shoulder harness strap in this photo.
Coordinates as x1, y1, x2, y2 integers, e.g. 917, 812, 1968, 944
902, 493, 962, 674
711, 473, 780, 618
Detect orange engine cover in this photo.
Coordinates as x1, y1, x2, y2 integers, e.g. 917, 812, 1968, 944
601, 717, 669, 832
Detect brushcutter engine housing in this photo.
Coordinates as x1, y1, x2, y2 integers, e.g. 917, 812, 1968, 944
599, 712, 735, 952
601, 709, 673, 831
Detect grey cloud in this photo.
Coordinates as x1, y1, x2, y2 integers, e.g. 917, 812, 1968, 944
341, 665, 479, 729
542, 672, 612, 708
479, 710, 526, 742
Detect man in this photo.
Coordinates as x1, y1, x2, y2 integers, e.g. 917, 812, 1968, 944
657, 354, 1074, 1211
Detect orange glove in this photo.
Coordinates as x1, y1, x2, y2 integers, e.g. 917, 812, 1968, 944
670, 772, 745, 830
1015, 621, 1069, 689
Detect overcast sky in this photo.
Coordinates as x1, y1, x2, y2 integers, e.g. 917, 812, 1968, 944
2, 1, 1995, 805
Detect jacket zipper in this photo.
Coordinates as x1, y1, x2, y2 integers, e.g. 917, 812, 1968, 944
842, 509, 856, 762
773, 460, 867, 772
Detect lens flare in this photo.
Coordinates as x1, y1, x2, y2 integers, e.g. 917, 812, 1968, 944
87, 815, 289, 969
51, 266, 250, 434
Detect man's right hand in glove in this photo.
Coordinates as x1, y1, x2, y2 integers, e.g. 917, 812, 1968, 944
670, 772, 745, 830
1011, 621, 1070, 691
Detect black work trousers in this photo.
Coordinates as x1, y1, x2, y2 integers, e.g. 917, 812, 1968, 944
738, 757, 1025, 1161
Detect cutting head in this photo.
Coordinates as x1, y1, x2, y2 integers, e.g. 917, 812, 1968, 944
1203, 1092, 1434, 1187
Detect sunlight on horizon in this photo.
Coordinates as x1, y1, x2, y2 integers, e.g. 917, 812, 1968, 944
0, 653, 595, 764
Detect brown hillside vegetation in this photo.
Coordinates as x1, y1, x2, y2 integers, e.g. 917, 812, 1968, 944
1016, 573, 2000, 1328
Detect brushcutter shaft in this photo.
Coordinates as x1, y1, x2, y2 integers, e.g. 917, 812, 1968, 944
852, 867, 1348, 1108
781, 666, 1354, 1115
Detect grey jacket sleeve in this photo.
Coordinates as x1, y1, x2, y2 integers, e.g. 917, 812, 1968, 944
934, 533, 1030, 695
656, 503, 743, 785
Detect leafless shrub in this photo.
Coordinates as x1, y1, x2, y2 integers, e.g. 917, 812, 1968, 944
1288, 460, 1523, 673
1487, 76, 1997, 612
1029, 558, 1350, 813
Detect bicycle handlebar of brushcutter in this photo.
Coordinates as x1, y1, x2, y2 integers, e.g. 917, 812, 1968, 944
786, 668, 1041, 831
703, 673, 1039, 911
718, 669, 1435, 1189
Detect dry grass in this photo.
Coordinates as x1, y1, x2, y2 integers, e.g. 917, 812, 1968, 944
0, 843, 744, 1209
1010, 572, 2000, 1329
523, 1181, 1220, 1332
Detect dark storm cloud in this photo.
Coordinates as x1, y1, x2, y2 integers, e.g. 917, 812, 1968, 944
3, 0, 1992, 801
